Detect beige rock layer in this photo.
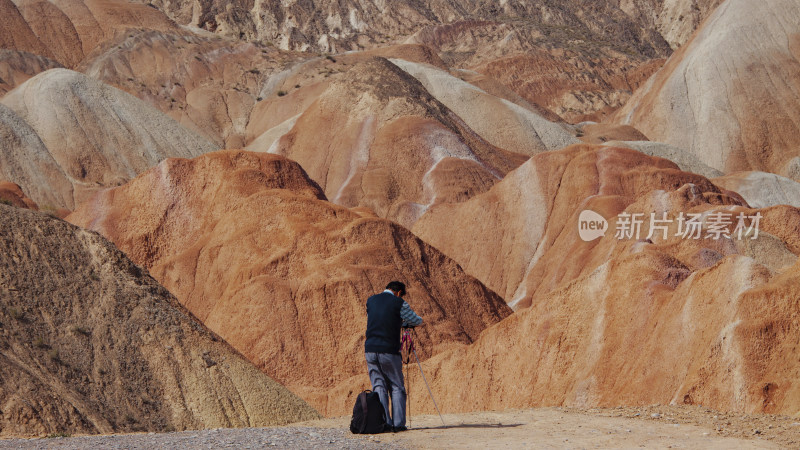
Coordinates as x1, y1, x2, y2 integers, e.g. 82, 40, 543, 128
0, 68, 217, 209
613, 0, 800, 179
713, 171, 800, 209
390, 58, 579, 155
0, 103, 73, 210
0, 204, 319, 437
602, 140, 723, 179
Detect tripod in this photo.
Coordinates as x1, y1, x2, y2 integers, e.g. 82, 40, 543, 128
401, 327, 446, 427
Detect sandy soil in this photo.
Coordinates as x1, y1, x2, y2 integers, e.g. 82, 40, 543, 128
301, 405, 800, 449
4, 405, 799, 448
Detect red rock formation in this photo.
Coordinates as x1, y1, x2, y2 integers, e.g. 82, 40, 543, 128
0, 181, 38, 210
0, 0, 180, 68
262, 57, 528, 228
403, 144, 800, 416
413, 144, 726, 307
67, 150, 511, 414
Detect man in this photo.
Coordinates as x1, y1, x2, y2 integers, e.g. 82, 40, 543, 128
364, 281, 423, 432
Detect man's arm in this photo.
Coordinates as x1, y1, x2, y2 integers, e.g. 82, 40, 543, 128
400, 301, 423, 327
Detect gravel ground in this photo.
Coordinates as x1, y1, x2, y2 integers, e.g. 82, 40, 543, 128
0, 427, 403, 450
2, 405, 797, 449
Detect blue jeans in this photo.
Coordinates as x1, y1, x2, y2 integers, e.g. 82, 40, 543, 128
365, 352, 406, 428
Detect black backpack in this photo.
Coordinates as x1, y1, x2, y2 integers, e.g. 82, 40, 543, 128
349, 390, 387, 434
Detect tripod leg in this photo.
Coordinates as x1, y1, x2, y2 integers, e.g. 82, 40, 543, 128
405, 352, 410, 427
412, 347, 445, 427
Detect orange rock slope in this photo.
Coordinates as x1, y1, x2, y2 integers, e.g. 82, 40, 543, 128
67, 150, 511, 415
260, 57, 530, 229
0, 181, 38, 210
0, 0, 179, 69
405, 144, 800, 416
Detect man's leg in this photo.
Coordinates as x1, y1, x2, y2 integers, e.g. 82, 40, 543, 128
378, 353, 407, 428
365, 352, 391, 427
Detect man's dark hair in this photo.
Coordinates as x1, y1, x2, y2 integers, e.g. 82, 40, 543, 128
385, 281, 406, 297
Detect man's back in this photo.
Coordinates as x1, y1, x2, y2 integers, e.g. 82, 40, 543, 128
362, 282, 422, 432
365, 291, 404, 354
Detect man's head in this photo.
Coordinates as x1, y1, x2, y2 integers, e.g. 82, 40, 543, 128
385, 281, 406, 297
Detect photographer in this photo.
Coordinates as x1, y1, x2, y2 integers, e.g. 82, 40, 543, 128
364, 281, 423, 432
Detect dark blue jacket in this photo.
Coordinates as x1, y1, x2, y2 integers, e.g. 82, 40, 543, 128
365, 292, 404, 354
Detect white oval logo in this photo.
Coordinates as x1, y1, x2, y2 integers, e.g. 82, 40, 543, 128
578, 210, 608, 242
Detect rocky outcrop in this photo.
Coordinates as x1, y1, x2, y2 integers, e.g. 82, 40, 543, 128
614, 0, 726, 50
67, 150, 512, 415
407, 20, 668, 123
145, 0, 683, 56
0, 204, 319, 437
613, 0, 800, 179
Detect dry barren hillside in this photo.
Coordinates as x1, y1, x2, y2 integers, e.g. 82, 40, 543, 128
0, 0, 179, 69
5, 0, 800, 438
67, 150, 511, 415
613, 0, 800, 179
400, 144, 800, 417
133, 0, 724, 122
262, 57, 530, 228
0, 204, 319, 437
0, 68, 216, 210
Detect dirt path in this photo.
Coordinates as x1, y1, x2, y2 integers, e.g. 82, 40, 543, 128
3, 406, 797, 449
303, 404, 800, 449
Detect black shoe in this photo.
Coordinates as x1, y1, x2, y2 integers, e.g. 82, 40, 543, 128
392, 426, 408, 432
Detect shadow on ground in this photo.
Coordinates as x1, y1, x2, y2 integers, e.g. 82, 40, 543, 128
408, 423, 523, 431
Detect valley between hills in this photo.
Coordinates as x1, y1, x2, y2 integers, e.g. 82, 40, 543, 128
2, 0, 800, 447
